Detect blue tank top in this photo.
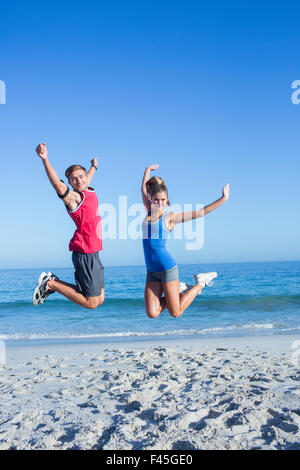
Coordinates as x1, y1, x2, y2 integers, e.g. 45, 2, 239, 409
142, 211, 176, 273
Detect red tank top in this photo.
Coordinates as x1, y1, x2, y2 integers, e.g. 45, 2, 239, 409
67, 188, 103, 253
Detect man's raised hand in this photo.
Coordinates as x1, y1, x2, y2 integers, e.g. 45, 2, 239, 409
36, 143, 48, 161
222, 183, 230, 201
91, 157, 98, 169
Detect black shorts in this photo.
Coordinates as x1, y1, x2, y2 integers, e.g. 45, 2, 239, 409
72, 251, 104, 297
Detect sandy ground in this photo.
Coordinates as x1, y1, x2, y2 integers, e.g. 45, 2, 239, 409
0, 335, 300, 450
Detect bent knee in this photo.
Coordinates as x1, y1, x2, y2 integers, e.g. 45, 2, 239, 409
168, 309, 181, 318
86, 302, 98, 310
86, 298, 102, 310
98, 291, 105, 306
86, 290, 105, 309
146, 310, 161, 319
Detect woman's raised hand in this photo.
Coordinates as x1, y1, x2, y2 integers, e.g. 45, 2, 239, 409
222, 183, 230, 201
147, 164, 159, 171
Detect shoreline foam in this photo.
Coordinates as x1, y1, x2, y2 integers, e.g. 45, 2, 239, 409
6, 333, 300, 359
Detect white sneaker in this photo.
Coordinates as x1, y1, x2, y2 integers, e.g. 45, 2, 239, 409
193, 272, 217, 287
33, 271, 58, 305
186, 284, 202, 295
179, 282, 187, 293
180, 282, 202, 296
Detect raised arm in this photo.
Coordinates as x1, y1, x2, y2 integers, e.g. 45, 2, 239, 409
141, 164, 159, 211
168, 184, 230, 228
86, 157, 98, 186
35, 142, 80, 211
36, 143, 68, 195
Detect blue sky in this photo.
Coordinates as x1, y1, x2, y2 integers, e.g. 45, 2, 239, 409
0, 1, 299, 268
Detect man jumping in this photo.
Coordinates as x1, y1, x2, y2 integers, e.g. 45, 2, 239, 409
33, 142, 105, 310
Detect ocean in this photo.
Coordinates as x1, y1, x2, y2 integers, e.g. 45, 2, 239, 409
0, 261, 299, 346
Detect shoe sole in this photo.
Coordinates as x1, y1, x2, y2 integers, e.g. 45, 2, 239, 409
194, 272, 217, 278
193, 272, 218, 286
179, 283, 187, 293
33, 272, 47, 306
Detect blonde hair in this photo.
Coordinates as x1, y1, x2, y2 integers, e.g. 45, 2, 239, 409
146, 176, 170, 205
65, 165, 87, 181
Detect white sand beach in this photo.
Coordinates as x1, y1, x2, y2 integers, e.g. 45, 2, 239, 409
0, 335, 300, 450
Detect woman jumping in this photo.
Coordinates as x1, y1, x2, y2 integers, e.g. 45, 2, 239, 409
141, 164, 229, 318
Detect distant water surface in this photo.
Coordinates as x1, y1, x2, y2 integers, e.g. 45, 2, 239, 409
0, 261, 299, 346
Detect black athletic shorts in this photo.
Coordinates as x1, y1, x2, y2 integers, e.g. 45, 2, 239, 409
72, 251, 104, 297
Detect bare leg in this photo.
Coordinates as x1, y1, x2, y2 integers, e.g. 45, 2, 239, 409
163, 280, 203, 317
144, 281, 167, 318
47, 279, 105, 310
